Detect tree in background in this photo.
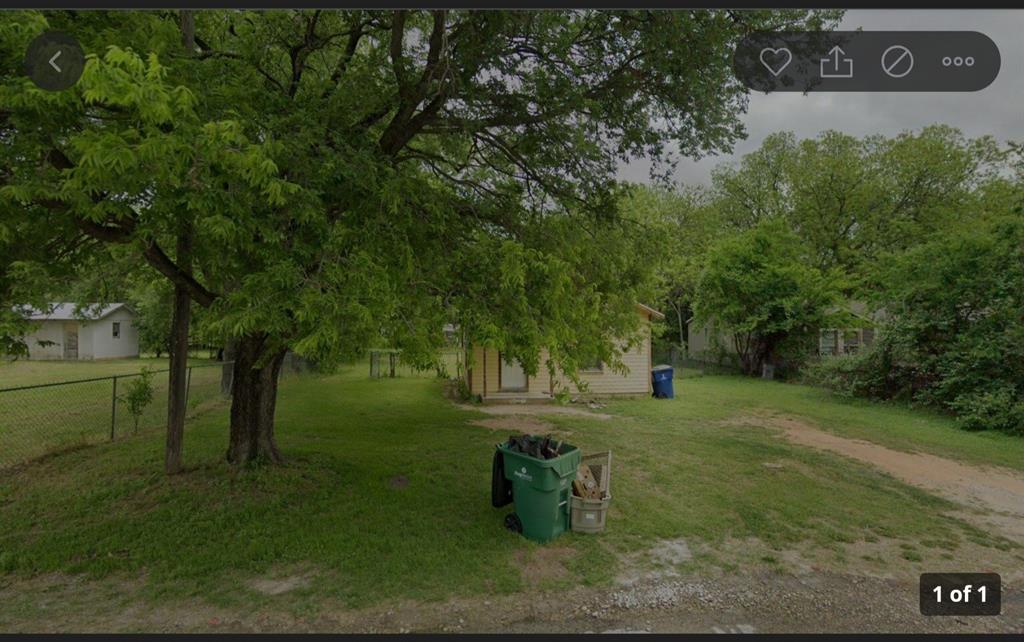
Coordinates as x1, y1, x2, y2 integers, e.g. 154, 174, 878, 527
693, 221, 842, 376
772, 138, 1022, 434
2, 9, 841, 467
641, 126, 1002, 369
807, 211, 1024, 434
712, 126, 1002, 280
129, 281, 174, 358
623, 184, 721, 353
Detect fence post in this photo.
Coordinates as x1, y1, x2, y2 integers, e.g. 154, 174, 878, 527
110, 376, 118, 441
184, 366, 193, 412
220, 360, 233, 396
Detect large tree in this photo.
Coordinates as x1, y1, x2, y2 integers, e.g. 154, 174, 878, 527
622, 184, 720, 352
2, 9, 839, 466
693, 220, 842, 375
711, 126, 1003, 278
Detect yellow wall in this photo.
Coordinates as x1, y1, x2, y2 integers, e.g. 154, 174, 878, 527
467, 308, 654, 399
553, 312, 651, 397
467, 345, 553, 399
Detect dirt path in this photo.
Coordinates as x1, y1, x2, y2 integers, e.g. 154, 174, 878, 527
462, 403, 613, 434
740, 413, 1024, 543
460, 403, 613, 420
3, 568, 1021, 633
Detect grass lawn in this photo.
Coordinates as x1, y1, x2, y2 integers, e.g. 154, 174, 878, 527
0, 356, 218, 388
612, 374, 1024, 473
0, 365, 1021, 623
0, 357, 224, 470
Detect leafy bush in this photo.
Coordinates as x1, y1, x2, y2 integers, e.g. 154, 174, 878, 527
120, 368, 156, 434
802, 353, 873, 398
808, 214, 1024, 435
949, 385, 1024, 434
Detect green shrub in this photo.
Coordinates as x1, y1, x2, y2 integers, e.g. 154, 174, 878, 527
949, 386, 1024, 435
801, 354, 865, 398
120, 367, 156, 434
800, 347, 904, 400
807, 214, 1023, 435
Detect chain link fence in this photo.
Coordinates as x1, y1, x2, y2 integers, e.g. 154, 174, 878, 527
0, 361, 234, 470
653, 345, 743, 377
368, 348, 464, 380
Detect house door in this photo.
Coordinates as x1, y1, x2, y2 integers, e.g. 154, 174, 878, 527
63, 323, 78, 360
499, 356, 528, 391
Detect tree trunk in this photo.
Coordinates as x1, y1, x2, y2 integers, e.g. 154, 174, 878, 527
734, 332, 758, 376
180, 10, 195, 51
670, 299, 686, 350
165, 223, 193, 475
226, 334, 287, 465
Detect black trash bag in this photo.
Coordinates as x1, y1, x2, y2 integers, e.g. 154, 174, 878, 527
491, 450, 513, 507
504, 434, 562, 460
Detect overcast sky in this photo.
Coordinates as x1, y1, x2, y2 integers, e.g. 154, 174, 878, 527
619, 10, 1024, 187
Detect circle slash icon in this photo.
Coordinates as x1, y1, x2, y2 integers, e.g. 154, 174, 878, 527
881, 45, 914, 79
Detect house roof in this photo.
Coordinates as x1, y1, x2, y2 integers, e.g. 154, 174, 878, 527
22, 303, 131, 322
636, 303, 665, 320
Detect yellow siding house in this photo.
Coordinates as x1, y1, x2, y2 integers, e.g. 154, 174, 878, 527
463, 303, 664, 401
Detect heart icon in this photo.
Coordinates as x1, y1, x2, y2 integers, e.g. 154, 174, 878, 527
759, 47, 793, 77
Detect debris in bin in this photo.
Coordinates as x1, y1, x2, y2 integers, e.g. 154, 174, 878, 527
503, 434, 563, 460
573, 463, 602, 500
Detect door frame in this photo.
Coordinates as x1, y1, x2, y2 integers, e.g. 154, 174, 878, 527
62, 322, 79, 360
497, 352, 529, 392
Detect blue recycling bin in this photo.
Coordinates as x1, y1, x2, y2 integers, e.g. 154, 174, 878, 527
651, 365, 674, 399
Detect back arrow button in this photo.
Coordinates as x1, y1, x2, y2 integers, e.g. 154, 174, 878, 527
24, 31, 84, 91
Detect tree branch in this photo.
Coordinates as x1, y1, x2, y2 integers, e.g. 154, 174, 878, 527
141, 241, 218, 308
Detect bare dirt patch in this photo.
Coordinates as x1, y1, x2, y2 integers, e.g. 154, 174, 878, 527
461, 404, 613, 421
616, 538, 694, 587
470, 416, 556, 433
248, 573, 313, 596
514, 546, 576, 587
727, 413, 1024, 543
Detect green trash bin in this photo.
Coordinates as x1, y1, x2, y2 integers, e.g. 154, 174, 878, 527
497, 438, 581, 543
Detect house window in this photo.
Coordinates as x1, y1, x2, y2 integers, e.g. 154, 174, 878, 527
581, 358, 603, 373
112, 322, 120, 339
843, 329, 860, 354
819, 329, 838, 356
498, 354, 528, 392
862, 328, 875, 348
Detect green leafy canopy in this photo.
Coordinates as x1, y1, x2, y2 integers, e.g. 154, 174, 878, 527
2, 9, 841, 377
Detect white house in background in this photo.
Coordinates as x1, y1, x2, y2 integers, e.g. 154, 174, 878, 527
19, 303, 139, 360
